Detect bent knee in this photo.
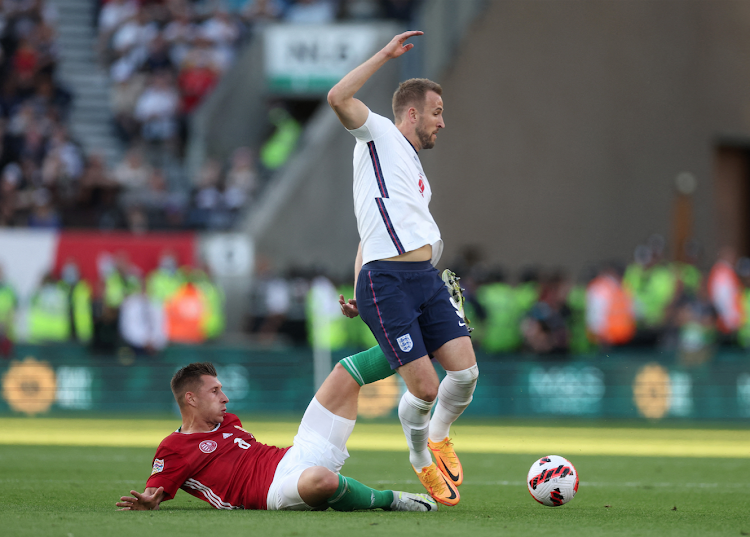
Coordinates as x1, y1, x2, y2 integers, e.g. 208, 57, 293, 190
448, 363, 479, 384
411, 382, 439, 402
301, 466, 339, 497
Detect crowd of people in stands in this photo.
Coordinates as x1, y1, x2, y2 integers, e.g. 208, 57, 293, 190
0, 0, 419, 232
254, 236, 750, 364
0, 251, 224, 360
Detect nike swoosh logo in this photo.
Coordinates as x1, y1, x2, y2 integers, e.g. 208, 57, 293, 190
442, 475, 457, 499
413, 499, 434, 511
439, 458, 461, 483
458, 321, 466, 327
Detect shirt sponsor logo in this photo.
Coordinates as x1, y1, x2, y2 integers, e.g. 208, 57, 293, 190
199, 440, 218, 453
397, 334, 413, 352
222, 433, 233, 439
151, 458, 164, 475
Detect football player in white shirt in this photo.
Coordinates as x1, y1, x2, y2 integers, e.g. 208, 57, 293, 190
327, 31, 478, 507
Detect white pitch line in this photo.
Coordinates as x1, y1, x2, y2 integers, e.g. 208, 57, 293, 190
374, 479, 747, 489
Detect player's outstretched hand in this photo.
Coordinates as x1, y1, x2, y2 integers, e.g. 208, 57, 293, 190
339, 294, 359, 318
116, 486, 164, 511
382, 31, 424, 59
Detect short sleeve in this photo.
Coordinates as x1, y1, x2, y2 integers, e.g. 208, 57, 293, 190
145, 447, 190, 501
347, 109, 395, 143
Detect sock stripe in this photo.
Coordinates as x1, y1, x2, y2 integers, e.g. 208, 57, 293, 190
328, 476, 349, 504
340, 357, 365, 386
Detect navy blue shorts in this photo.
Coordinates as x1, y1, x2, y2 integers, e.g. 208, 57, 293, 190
356, 260, 471, 369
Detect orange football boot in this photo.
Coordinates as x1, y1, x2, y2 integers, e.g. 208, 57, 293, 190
413, 462, 460, 506
428, 437, 463, 486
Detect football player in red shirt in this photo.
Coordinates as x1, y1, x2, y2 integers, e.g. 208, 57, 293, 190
116, 359, 437, 512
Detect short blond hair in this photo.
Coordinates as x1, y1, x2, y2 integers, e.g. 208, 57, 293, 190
392, 78, 443, 121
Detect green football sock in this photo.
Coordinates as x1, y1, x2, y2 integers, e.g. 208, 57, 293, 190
339, 346, 395, 386
326, 474, 394, 511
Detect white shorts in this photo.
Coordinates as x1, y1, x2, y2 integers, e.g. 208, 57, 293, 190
266, 397, 355, 511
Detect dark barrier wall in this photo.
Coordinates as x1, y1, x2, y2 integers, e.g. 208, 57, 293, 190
2, 345, 750, 420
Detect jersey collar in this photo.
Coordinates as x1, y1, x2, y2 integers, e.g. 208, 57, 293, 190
402, 134, 418, 154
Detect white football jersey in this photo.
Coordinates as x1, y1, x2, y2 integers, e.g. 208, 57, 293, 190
348, 109, 443, 266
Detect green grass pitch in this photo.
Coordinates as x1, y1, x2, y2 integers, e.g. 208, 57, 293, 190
1, 417, 748, 537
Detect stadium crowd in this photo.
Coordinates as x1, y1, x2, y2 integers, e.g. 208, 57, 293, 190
0, 251, 224, 359
3, 1, 743, 364
0, 0, 420, 231
252, 236, 750, 365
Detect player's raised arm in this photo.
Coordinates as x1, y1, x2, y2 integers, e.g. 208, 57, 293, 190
116, 486, 165, 511
327, 30, 423, 130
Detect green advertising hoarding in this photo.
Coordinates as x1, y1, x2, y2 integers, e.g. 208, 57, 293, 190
1, 344, 749, 421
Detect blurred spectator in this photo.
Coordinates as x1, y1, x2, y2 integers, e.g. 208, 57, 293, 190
197, 7, 240, 70
142, 34, 173, 74
0, 265, 17, 357
521, 270, 571, 356
98, 0, 139, 45
306, 271, 344, 350
111, 8, 158, 64
133, 71, 180, 146
586, 261, 636, 347
162, 7, 197, 67
224, 146, 258, 206
190, 263, 225, 340
113, 145, 153, 191
623, 236, 679, 344
74, 154, 121, 228
707, 246, 744, 338
188, 158, 236, 229
59, 259, 93, 344
164, 280, 208, 344
177, 47, 219, 115
28, 271, 70, 343
247, 257, 292, 342
675, 280, 716, 366
110, 66, 147, 142
119, 280, 167, 354
242, 0, 284, 26
283, 0, 338, 24
102, 251, 142, 310
471, 267, 527, 354
27, 186, 60, 228
146, 250, 186, 303
259, 105, 301, 172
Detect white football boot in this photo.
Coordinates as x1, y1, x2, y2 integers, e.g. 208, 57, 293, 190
390, 491, 439, 512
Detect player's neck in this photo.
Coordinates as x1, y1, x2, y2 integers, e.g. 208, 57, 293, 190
396, 123, 420, 152
180, 413, 220, 434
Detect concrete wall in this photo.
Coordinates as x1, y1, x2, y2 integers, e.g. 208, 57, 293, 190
426, 0, 750, 275
251, 0, 750, 279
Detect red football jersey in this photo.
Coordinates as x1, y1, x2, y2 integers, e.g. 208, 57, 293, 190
146, 413, 290, 510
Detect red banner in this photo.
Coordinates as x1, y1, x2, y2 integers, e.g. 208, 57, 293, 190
53, 231, 197, 285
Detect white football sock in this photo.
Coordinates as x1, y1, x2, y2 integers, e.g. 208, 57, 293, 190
398, 390, 435, 470
429, 364, 479, 441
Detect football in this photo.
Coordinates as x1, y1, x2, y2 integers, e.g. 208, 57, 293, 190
527, 455, 579, 507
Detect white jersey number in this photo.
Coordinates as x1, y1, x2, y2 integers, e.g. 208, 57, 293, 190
234, 437, 251, 450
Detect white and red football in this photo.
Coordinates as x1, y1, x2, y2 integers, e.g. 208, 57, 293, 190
527, 455, 579, 507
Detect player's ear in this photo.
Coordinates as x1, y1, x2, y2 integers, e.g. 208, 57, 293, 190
408, 106, 418, 123
184, 391, 195, 407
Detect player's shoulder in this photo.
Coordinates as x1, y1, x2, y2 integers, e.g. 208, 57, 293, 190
222, 413, 241, 428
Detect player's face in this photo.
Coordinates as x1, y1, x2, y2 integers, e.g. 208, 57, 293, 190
195, 375, 229, 425
415, 91, 445, 150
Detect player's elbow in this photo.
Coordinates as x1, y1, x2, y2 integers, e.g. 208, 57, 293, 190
327, 87, 343, 110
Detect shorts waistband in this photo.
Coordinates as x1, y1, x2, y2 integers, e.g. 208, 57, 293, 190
361, 260, 434, 272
